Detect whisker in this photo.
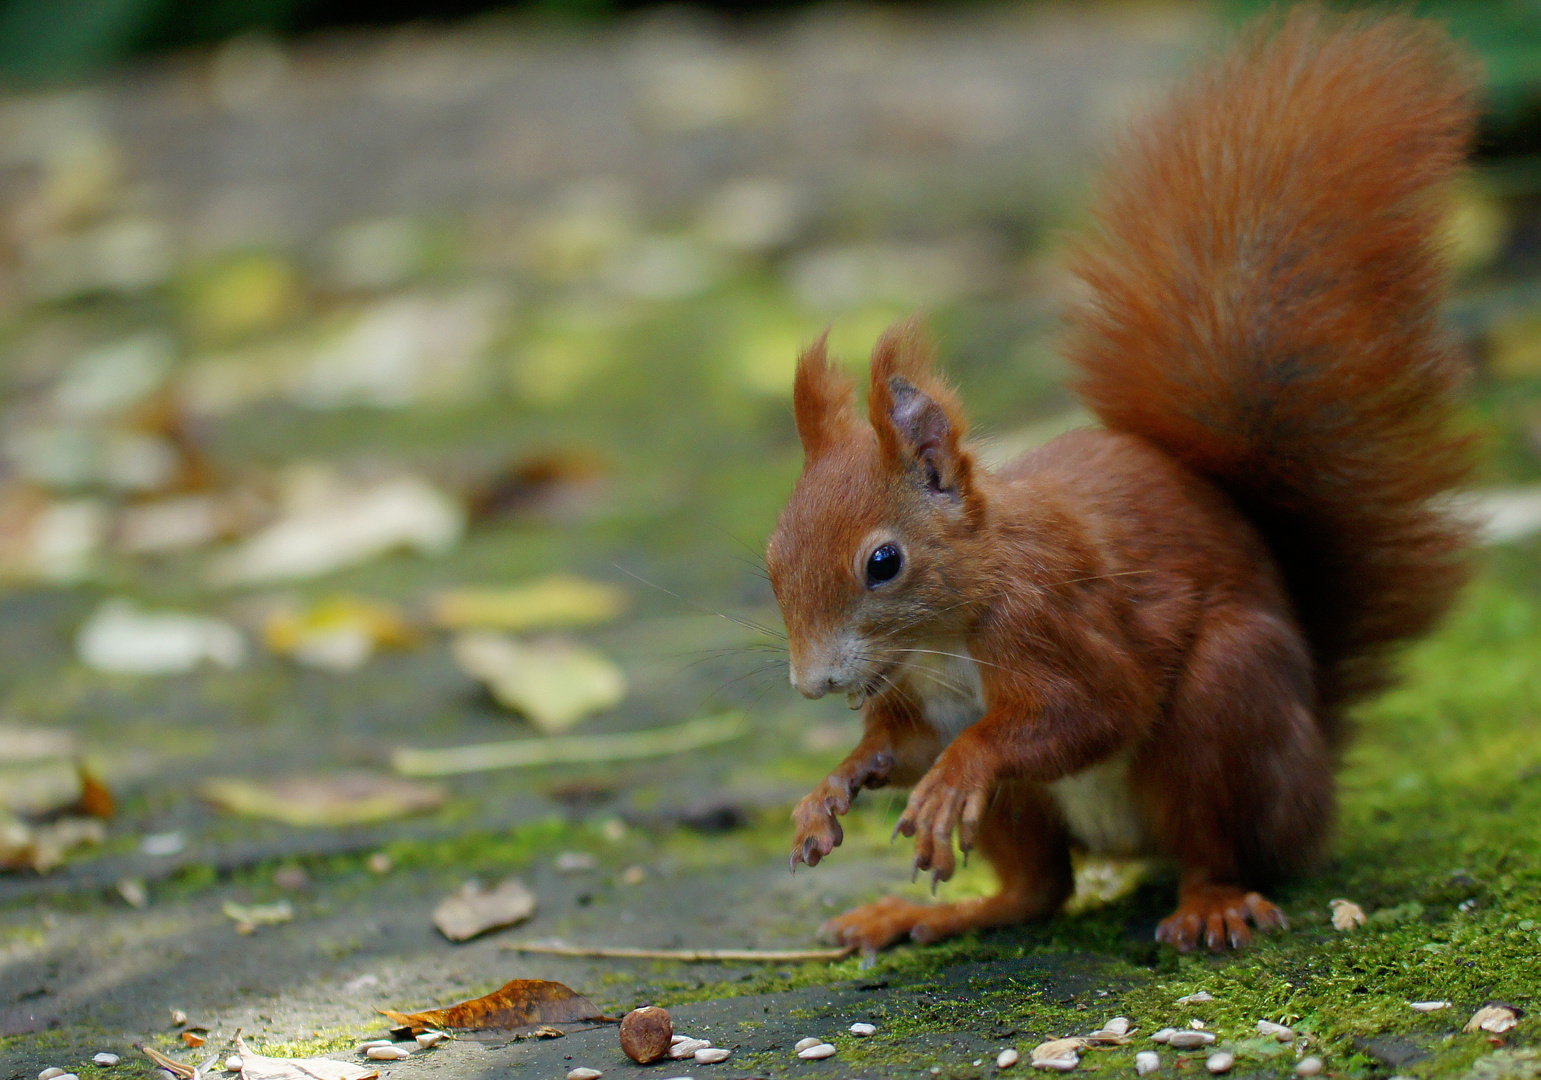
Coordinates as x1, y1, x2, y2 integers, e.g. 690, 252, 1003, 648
610, 561, 787, 641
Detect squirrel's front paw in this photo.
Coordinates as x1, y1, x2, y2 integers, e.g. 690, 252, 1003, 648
790, 753, 892, 871
895, 742, 995, 888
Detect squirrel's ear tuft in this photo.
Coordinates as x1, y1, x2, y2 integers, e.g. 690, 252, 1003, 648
792, 333, 857, 461
868, 320, 980, 514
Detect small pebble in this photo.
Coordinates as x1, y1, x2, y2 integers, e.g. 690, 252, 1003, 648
416, 1031, 449, 1048
170, 1009, 188, 1026
694, 1048, 731, 1064
226, 1057, 243, 1072
1166, 1031, 1216, 1050
997, 1047, 1021, 1069
621, 865, 647, 885
1135, 1050, 1160, 1076
1176, 992, 1214, 1005
1103, 1017, 1131, 1037
1150, 1029, 1177, 1044
794, 1037, 823, 1052
93, 1055, 120, 1066
798, 1043, 837, 1060
556, 852, 599, 873
273, 865, 309, 890
117, 877, 149, 909
1189, 1020, 1207, 1030
1409, 1001, 1451, 1013
850, 1022, 877, 1037
568, 1070, 604, 1080
366, 1046, 412, 1060
39, 1070, 66, 1080
668, 1038, 711, 1059
1206, 1052, 1234, 1074
357, 1040, 394, 1050
975, 1061, 985, 1068
1257, 1021, 1295, 1042
1296, 1057, 1324, 1077
367, 852, 394, 874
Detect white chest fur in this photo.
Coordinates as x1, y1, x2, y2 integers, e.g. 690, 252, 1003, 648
904, 641, 1147, 857
904, 638, 986, 741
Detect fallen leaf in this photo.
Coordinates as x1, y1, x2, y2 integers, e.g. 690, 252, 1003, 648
200, 772, 445, 827
1328, 898, 1366, 932
380, 978, 608, 1034
262, 597, 418, 672
72, 765, 114, 818
0, 813, 106, 872
451, 633, 626, 733
208, 474, 463, 586
392, 712, 744, 776
514, 1025, 567, 1041
466, 450, 607, 522
433, 878, 538, 942
234, 1033, 378, 1080
78, 600, 246, 674
223, 899, 294, 933
430, 574, 628, 632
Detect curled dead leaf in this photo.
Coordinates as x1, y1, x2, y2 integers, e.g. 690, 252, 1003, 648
380, 978, 610, 1034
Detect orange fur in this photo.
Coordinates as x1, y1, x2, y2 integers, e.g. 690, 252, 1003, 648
766, 7, 1478, 954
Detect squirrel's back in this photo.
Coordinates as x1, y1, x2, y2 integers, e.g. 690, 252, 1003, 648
1063, 7, 1479, 733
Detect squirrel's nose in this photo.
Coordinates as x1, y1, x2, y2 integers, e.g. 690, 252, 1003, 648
789, 664, 849, 700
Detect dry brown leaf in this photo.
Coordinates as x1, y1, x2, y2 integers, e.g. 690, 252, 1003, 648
433, 878, 537, 942
75, 765, 115, 818
380, 978, 608, 1034
199, 772, 445, 827
234, 1034, 378, 1080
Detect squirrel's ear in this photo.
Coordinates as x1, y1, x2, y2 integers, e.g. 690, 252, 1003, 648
868, 320, 980, 514
792, 333, 857, 461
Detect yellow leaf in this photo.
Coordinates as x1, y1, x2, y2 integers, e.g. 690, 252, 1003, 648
430, 574, 628, 632
199, 772, 445, 827
451, 633, 625, 733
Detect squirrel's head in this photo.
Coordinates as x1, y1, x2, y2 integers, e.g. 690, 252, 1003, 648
766, 320, 986, 705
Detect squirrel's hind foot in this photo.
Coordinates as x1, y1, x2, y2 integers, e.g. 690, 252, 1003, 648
1156, 885, 1286, 953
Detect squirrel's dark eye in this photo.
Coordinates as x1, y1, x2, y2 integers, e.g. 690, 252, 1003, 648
865, 543, 902, 587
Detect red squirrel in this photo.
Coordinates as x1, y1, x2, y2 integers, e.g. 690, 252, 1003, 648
765, 7, 1478, 954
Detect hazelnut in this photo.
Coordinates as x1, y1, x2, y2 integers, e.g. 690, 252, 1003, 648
620, 1006, 673, 1064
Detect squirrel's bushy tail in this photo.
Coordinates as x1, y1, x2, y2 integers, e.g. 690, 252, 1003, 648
1064, 6, 1479, 733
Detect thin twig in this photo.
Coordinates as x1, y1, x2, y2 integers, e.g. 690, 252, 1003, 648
503, 941, 857, 963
